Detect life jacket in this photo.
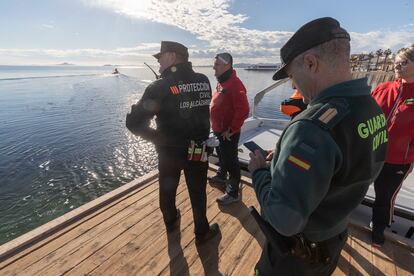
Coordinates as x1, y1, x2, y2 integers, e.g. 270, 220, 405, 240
280, 90, 308, 118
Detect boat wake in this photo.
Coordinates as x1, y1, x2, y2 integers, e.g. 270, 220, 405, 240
0, 73, 104, 81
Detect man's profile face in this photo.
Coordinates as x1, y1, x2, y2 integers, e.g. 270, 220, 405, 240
213, 58, 229, 77
157, 52, 175, 74
286, 58, 311, 104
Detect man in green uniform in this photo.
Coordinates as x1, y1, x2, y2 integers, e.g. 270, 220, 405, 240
248, 17, 387, 275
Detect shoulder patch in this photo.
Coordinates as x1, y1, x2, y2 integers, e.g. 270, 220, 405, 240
309, 98, 349, 130
318, 107, 338, 124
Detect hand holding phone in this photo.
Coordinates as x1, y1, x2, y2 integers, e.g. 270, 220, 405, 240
243, 141, 268, 158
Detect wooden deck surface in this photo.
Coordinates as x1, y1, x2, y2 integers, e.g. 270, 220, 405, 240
0, 167, 413, 275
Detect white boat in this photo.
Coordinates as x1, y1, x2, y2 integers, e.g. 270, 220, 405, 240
245, 63, 281, 71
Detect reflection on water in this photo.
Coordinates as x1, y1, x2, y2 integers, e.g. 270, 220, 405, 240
0, 66, 292, 244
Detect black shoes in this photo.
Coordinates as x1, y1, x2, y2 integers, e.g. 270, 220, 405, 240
216, 193, 240, 205
208, 175, 227, 184
166, 209, 181, 233
371, 230, 385, 247
370, 221, 385, 247
195, 223, 220, 245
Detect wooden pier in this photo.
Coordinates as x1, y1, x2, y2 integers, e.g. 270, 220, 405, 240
0, 167, 413, 275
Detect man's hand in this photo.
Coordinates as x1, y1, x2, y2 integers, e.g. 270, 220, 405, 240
248, 150, 267, 173
221, 128, 233, 141
265, 150, 273, 161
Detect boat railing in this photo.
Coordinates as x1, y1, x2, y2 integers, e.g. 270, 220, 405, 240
252, 78, 290, 118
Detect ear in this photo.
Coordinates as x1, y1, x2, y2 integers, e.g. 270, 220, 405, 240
170, 52, 178, 63
303, 53, 318, 74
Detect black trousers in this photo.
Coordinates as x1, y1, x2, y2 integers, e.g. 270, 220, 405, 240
215, 132, 241, 197
372, 162, 412, 234
157, 146, 209, 235
256, 230, 348, 276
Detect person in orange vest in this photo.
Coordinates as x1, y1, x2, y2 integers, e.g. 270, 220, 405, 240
280, 89, 307, 119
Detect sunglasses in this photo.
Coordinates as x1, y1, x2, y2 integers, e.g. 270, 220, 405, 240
394, 59, 410, 67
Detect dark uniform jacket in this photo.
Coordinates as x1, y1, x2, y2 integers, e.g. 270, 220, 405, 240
126, 62, 212, 148
252, 78, 387, 241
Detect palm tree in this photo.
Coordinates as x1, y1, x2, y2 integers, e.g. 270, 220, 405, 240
350, 55, 359, 71
382, 49, 392, 71
375, 49, 383, 70
356, 54, 365, 71
367, 52, 375, 71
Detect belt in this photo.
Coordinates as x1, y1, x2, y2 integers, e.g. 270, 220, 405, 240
289, 229, 348, 264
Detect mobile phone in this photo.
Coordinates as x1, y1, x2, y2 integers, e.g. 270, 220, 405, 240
243, 141, 268, 158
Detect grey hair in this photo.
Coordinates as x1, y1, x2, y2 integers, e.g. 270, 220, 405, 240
292, 38, 350, 69
396, 44, 414, 61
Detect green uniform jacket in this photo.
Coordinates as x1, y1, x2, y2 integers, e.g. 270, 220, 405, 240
252, 78, 387, 241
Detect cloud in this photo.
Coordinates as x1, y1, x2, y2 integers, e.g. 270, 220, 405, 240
81, 0, 414, 62
41, 24, 55, 29
3, 0, 414, 65
0, 43, 161, 65
351, 30, 414, 53
83, 0, 292, 61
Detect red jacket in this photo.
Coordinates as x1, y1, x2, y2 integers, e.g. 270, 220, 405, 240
210, 70, 249, 133
371, 79, 414, 164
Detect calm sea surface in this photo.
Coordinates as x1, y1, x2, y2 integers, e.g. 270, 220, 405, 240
0, 65, 292, 245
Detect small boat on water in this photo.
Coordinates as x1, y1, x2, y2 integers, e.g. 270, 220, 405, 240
0, 72, 412, 275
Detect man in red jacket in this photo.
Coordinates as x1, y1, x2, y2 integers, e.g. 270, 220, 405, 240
370, 45, 414, 247
209, 53, 250, 204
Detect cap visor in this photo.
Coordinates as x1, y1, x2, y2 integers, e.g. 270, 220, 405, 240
153, 53, 161, 59
272, 64, 288, 80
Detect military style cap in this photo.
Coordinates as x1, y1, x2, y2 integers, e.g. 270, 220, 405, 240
153, 41, 189, 59
273, 17, 350, 80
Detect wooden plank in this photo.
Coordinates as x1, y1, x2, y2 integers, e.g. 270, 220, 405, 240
156, 189, 241, 276
16, 182, 162, 276
65, 179, 198, 275
87, 182, 219, 275
347, 227, 373, 275
2, 166, 413, 276
216, 214, 260, 275
112, 186, 222, 275
392, 240, 414, 275
187, 187, 259, 276
0, 178, 159, 274
0, 170, 158, 263
371, 237, 397, 276
29, 178, 188, 276
333, 232, 351, 276
230, 231, 264, 276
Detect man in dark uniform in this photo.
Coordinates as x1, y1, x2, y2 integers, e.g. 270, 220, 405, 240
248, 18, 387, 275
126, 41, 219, 244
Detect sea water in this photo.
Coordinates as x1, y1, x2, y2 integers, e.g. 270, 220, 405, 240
0, 65, 292, 245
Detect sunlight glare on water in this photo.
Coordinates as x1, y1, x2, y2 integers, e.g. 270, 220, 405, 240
0, 65, 291, 244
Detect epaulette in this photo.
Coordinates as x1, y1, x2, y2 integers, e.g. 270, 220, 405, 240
308, 98, 350, 130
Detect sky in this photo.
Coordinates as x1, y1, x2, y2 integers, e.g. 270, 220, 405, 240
0, 0, 413, 66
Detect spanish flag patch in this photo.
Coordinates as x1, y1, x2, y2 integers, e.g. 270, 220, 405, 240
288, 155, 311, 171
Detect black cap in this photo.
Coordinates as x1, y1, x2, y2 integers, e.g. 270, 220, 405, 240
273, 17, 350, 80
153, 41, 189, 59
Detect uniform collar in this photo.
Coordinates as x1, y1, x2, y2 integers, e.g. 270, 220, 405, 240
310, 78, 371, 106
161, 62, 193, 78
217, 68, 234, 83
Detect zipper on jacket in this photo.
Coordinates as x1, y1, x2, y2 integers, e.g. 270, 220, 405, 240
403, 143, 412, 162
